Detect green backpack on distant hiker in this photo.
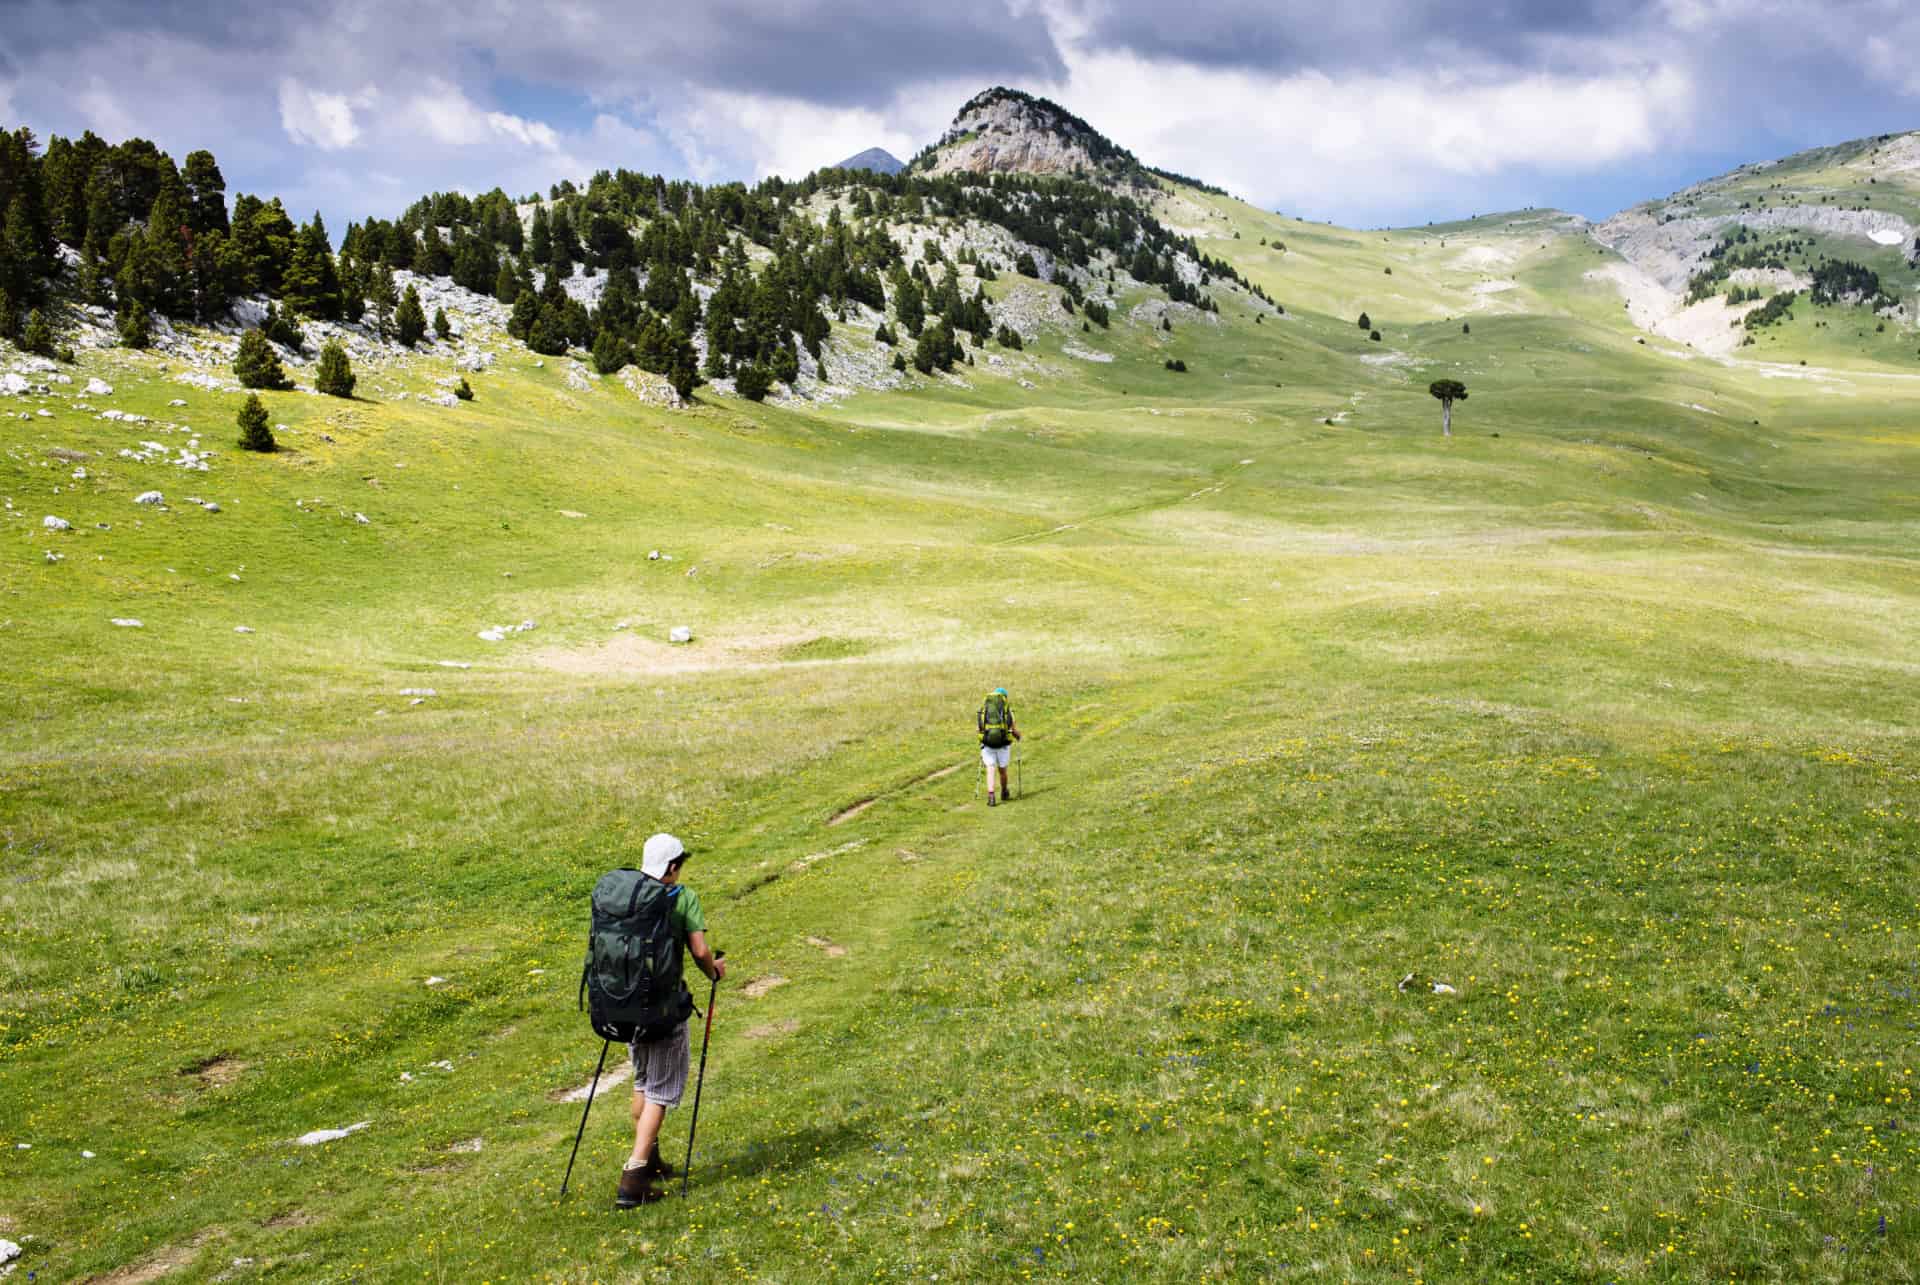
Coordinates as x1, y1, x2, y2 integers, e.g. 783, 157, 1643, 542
580, 869, 694, 1043
979, 690, 1014, 749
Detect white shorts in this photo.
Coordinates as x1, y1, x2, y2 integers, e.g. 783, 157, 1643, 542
980, 744, 1011, 769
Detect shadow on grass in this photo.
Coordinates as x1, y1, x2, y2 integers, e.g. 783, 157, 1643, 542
701, 1120, 875, 1185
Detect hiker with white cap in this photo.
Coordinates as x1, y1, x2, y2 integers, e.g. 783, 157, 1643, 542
977, 687, 1022, 806
613, 832, 725, 1207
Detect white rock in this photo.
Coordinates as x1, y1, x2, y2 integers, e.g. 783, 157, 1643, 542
294, 1121, 370, 1146
353, 512, 370, 524
168, 398, 188, 407
134, 491, 164, 506
1432, 982, 1458, 995
235, 626, 254, 634
399, 688, 436, 697
669, 626, 693, 644
37, 408, 53, 417
437, 661, 471, 669
450, 1137, 484, 1153
85, 377, 113, 396
44, 550, 63, 564
42, 515, 70, 531
425, 976, 446, 986
203, 502, 220, 513
400, 1071, 414, 1083
82, 1150, 95, 1159
0, 372, 29, 396
13, 1143, 28, 1150
111, 618, 143, 628
477, 628, 507, 642
0, 1238, 18, 1264
648, 550, 661, 560
428, 1059, 454, 1072
71, 467, 87, 480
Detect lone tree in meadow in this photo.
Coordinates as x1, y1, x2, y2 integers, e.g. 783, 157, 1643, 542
1429, 378, 1468, 437
234, 329, 293, 389
314, 340, 356, 398
236, 393, 276, 452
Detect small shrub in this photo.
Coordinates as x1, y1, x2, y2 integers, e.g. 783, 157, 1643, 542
1369, 330, 1381, 341
236, 393, 276, 452
891, 351, 907, 372
22, 309, 55, 356
314, 340, 356, 397
454, 377, 474, 401
117, 301, 152, 349
434, 307, 452, 340
735, 363, 772, 401
1357, 312, 1371, 329
233, 330, 293, 389
1164, 358, 1187, 372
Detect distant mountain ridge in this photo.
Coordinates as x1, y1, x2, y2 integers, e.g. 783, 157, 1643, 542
831, 147, 904, 176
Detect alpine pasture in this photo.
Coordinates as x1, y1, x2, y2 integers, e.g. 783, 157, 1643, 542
4, 191, 1919, 1283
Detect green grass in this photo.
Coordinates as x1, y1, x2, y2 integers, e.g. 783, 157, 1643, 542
3, 193, 1919, 1282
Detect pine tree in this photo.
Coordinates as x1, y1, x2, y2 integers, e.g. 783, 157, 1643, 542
434, 306, 451, 340
282, 216, 342, 319
21, 308, 54, 356
236, 392, 276, 452
591, 326, 631, 375
314, 339, 356, 397
507, 290, 538, 341
0, 288, 14, 342
368, 267, 397, 340
494, 263, 519, 304
117, 300, 152, 348
181, 150, 230, 235
233, 328, 293, 389
734, 363, 771, 401
394, 284, 426, 347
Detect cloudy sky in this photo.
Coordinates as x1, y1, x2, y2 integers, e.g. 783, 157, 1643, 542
3, 0, 1918, 232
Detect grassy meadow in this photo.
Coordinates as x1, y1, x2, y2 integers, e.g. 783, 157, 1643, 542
2, 190, 1918, 1282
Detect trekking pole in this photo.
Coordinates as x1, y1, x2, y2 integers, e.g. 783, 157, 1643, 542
1016, 740, 1022, 799
682, 951, 723, 1198
559, 1038, 611, 1200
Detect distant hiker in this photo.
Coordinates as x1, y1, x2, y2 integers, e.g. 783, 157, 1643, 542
978, 687, 1022, 806
614, 832, 725, 1208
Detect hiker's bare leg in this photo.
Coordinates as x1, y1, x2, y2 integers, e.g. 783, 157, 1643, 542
628, 1094, 665, 1170
1000, 766, 1012, 798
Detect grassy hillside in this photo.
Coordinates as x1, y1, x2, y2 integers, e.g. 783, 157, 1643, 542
3, 175, 1919, 1283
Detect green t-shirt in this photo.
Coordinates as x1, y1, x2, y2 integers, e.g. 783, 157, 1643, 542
670, 884, 706, 944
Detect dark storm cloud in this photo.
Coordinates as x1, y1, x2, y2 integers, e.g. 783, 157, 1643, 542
1072, 0, 1665, 76
0, 0, 1066, 111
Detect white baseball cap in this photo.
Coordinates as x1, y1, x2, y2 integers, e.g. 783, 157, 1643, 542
641, 832, 688, 879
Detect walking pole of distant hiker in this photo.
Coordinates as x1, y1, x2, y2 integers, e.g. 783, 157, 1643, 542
579, 832, 726, 1209
978, 687, 1021, 806
681, 950, 724, 1198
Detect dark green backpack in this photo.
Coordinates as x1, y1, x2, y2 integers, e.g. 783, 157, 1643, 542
979, 691, 1013, 749
579, 869, 693, 1042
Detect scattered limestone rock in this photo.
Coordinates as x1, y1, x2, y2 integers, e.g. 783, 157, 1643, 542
425, 976, 446, 986
353, 512, 370, 525
399, 688, 436, 697
450, 1137, 484, 1153
134, 491, 164, 506
669, 626, 693, 644
0, 1239, 19, 1267
294, 1121, 370, 1146
42, 515, 69, 531
111, 618, 143, 628
84, 377, 113, 396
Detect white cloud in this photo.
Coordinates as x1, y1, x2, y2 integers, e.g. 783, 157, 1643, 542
666, 85, 961, 181
410, 79, 560, 150
0, 80, 15, 125
74, 77, 138, 140
278, 78, 373, 150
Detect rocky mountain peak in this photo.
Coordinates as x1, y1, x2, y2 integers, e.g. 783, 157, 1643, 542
916, 87, 1142, 182
832, 147, 905, 175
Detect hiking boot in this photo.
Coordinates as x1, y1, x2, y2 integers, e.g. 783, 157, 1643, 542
987, 792, 997, 807
615, 1165, 663, 1208
644, 1143, 677, 1181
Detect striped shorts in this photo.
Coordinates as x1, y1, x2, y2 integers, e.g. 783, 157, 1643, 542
629, 1019, 691, 1108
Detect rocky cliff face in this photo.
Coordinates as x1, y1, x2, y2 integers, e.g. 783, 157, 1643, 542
917, 88, 1139, 182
